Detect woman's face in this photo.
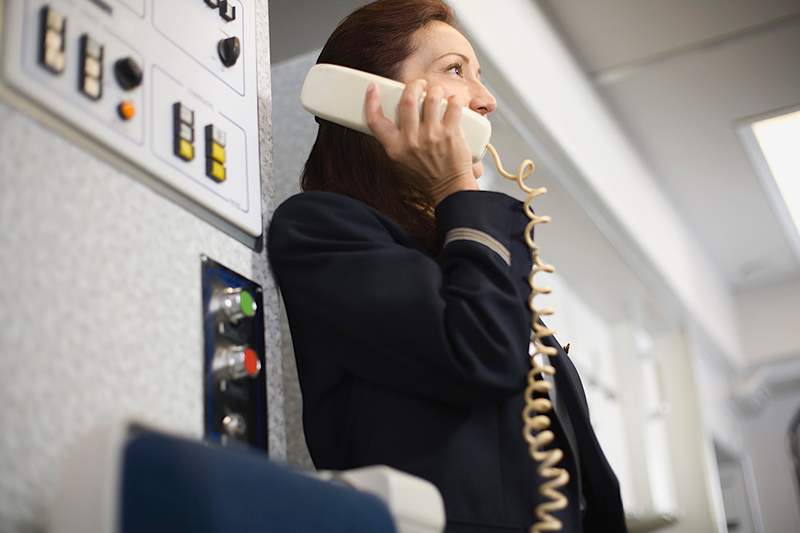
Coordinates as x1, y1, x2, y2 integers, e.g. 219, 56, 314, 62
398, 21, 497, 179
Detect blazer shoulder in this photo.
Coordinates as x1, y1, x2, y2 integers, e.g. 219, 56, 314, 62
272, 191, 383, 226
277, 190, 372, 213
268, 191, 393, 253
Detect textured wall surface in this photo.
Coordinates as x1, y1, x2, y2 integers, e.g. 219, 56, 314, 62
0, 2, 283, 531
270, 50, 319, 468
271, 50, 318, 208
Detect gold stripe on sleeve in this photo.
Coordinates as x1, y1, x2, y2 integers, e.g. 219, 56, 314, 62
443, 227, 511, 266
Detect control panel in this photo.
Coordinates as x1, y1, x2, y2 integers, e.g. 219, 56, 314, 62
0, 0, 262, 246
201, 255, 267, 450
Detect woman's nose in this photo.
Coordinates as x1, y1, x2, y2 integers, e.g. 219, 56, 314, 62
469, 83, 497, 117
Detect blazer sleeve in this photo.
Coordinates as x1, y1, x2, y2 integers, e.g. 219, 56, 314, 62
267, 189, 534, 408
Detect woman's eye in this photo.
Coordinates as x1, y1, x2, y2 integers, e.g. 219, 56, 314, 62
446, 62, 464, 78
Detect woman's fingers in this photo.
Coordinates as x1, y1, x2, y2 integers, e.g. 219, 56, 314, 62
397, 79, 427, 144
364, 78, 472, 195
442, 94, 467, 132
421, 85, 444, 129
364, 83, 398, 148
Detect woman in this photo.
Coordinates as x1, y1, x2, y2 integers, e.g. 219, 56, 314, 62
267, 1, 627, 531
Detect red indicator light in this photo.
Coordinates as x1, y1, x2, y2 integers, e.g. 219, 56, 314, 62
243, 348, 260, 377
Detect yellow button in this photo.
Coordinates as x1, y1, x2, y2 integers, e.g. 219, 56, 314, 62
207, 160, 226, 182
208, 142, 225, 164
177, 139, 194, 161
117, 101, 135, 121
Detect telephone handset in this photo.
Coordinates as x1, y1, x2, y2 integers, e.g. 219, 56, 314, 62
301, 63, 570, 532
300, 63, 491, 163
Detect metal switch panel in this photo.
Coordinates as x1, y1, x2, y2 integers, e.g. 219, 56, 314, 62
0, 0, 262, 247
201, 255, 267, 451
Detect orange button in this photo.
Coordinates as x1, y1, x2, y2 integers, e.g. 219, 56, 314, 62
117, 100, 135, 121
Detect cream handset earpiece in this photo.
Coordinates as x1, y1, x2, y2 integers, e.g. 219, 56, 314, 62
300, 63, 570, 533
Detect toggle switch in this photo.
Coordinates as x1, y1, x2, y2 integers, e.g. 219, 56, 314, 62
212, 346, 261, 381
222, 413, 247, 439
43, 5, 65, 32
114, 57, 143, 90
219, 0, 236, 22
173, 102, 195, 162
207, 160, 226, 182
39, 6, 66, 75
79, 34, 104, 101
217, 36, 240, 67
204, 124, 228, 182
177, 140, 194, 162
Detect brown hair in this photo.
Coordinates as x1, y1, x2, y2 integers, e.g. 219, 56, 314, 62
300, 0, 457, 255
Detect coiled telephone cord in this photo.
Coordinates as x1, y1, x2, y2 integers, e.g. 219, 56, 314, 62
485, 144, 570, 533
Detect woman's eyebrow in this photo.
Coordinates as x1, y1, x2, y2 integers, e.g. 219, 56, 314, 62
433, 52, 481, 76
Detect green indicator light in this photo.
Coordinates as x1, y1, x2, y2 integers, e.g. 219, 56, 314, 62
239, 290, 256, 317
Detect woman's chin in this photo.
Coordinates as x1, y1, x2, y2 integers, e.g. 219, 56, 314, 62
473, 161, 483, 180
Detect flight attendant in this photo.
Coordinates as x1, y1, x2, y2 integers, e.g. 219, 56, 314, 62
268, 1, 627, 531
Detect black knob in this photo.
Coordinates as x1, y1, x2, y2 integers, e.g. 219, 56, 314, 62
217, 36, 240, 68
114, 57, 143, 90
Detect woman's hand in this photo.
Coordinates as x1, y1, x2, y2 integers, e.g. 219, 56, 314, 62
364, 79, 478, 206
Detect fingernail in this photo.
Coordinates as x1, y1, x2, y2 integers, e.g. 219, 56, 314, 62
366, 83, 375, 94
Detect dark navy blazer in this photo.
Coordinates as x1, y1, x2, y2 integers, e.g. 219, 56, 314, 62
267, 189, 627, 533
